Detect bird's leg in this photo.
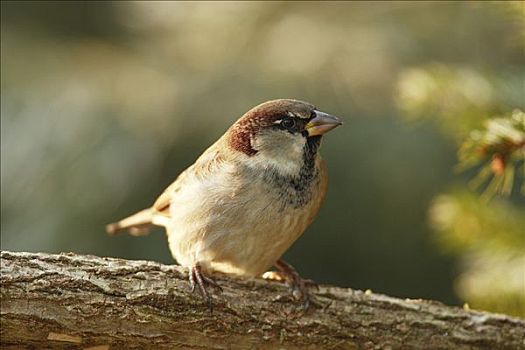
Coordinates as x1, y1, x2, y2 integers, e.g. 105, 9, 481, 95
272, 259, 318, 311
188, 264, 222, 312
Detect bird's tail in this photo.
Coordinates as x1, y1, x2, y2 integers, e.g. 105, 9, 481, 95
106, 208, 156, 236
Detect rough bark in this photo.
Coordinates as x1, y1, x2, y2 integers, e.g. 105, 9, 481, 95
1, 251, 523, 350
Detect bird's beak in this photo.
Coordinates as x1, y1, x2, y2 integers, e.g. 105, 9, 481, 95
305, 111, 343, 137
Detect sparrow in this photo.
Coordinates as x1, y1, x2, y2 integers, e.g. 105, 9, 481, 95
107, 99, 342, 310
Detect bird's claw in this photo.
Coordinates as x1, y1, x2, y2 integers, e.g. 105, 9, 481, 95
290, 275, 312, 306
302, 278, 319, 291
189, 264, 222, 313
272, 260, 317, 313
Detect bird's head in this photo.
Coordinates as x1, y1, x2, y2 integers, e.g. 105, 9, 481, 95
227, 99, 342, 174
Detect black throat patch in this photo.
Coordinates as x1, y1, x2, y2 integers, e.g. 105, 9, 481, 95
263, 136, 322, 208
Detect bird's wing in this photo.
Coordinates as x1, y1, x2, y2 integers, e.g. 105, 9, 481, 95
152, 141, 226, 215
106, 139, 227, 235
152, 179, 181, 214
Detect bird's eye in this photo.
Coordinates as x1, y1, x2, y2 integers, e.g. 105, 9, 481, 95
281, 118, 296, 129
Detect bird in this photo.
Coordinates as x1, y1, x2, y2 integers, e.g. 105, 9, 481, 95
106, 99, 342, 311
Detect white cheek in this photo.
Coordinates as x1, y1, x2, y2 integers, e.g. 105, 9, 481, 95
250, 131, 306, 175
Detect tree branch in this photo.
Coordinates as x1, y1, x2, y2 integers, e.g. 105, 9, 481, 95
1, 251, 523, 349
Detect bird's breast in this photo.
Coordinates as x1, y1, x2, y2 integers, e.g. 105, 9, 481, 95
167, 159, 325, 277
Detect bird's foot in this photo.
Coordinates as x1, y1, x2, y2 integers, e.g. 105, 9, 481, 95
267, 259, 318, 312
189, 264, 222, 312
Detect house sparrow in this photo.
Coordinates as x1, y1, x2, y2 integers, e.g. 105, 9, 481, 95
107, 99, 342, 310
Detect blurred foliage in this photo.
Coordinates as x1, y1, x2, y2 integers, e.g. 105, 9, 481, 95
459, 110, 525, 199
430, 192, 525, 316
430, 191, 525, 253
1, 2, 523, 317
396, 2, 524, 317
397, 64, 524, 141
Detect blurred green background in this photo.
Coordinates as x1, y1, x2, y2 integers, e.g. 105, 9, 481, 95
1, 1, 524, 317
